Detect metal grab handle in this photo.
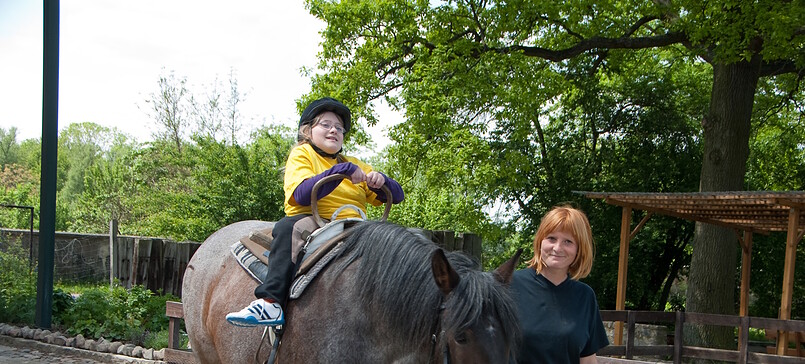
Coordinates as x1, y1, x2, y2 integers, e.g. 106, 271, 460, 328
310, 173, 393, 228
331, 204, 368, 221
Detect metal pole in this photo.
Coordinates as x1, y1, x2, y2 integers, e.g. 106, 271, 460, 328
36, 0, 59, 329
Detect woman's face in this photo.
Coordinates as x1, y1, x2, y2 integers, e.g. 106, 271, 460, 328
310, 111, 345, 154
540, 229, 578, 274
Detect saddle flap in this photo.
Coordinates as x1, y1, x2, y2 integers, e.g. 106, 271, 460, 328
238, 227, 274, 265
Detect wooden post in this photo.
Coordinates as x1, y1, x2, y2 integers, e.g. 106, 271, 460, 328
614, 206, 631, 346
777, 207, 800, 355
737, 230, 752, 346
441, 231, 455, 251
738, 231, 752, 318
134, 239, 153, 289
130, 238, 140, 288
626, 310, 636, 359
674, 311, 683, 364
738, 315, 749, 364
166, 301, 184, 349
109, 219, 118, 288
455, 232, 465, 253
468, 234, 483, 263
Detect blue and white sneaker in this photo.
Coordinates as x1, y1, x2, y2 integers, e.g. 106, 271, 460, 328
225, 299, 285, 327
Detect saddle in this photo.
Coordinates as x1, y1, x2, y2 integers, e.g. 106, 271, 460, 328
230, 215, 363, 299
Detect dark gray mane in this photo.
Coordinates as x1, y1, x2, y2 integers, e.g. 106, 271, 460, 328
332, 220, 520, 349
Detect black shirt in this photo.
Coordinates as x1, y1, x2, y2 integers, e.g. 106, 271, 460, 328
510, 268, 609, 364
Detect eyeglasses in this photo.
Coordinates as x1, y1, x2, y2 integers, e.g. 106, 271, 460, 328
316, 120, 346, 134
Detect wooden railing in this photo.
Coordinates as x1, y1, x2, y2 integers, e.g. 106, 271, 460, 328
766, 331, 805, 357
165, 301, 197, 364
166, 305, 805, 364
599, 310, 805, 364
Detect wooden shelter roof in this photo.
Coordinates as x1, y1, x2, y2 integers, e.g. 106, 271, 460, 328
576, 191, 805, 234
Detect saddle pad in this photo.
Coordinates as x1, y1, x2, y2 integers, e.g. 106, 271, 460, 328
289, 241, 345, 299
230, 241, 268, 284
230, 240, 346, 300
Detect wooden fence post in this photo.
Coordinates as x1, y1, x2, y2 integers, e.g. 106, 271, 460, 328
674, 311, 683, 364
109, 219, 117, 288
130, 238, 140, 288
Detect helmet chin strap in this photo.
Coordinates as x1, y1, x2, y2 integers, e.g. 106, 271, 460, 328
309, 142, 342, 159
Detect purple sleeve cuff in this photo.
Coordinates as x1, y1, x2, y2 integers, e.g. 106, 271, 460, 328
369, 172, 405, 204
292, 162, 359, 206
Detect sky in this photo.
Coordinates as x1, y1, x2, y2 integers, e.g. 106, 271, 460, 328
0, 0, 397, 153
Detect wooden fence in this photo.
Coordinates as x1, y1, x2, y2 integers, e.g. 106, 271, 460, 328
111, 238, 201, 297
0, 227, 200, 297
599, 310, 805, 363
1, 225, 483, 298
413, 228, 484, 261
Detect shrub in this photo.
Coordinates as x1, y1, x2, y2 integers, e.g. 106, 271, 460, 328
0, 239, 180, 349
0, 244, 36, 323
55, 284, 180, 347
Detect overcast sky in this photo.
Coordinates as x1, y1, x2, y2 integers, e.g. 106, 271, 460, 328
0, 0, 396, 152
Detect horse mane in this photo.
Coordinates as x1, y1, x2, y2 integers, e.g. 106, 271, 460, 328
332, 220, 520, 349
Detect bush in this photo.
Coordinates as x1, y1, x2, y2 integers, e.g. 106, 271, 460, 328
57, 284, 180, 347
0, 239, 180, 349
0, 244, 36, 323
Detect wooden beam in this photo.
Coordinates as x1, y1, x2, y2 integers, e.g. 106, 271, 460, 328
614, 206, 632, 346
777, 207, 800, 355
776, 198, 805, 210
629, 212, 653, 241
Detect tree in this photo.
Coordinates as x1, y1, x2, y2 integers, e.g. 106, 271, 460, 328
55, 123, 135, 232
0, 127, 20, 170
224, 68, 245, 145
145, 70, 189, 153
305, 0, 804, 348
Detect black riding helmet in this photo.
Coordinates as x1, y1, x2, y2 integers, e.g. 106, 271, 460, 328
298, 97, 351, 141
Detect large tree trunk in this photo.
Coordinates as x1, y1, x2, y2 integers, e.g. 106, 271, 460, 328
684, 60, 760, 351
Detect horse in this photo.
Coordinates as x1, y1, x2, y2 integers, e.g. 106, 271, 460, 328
182, 219, 521, 363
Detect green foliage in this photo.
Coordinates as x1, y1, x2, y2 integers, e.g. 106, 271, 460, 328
51, 288, 74, 325
56, 284, 181, 345
0, 169, 38, 229
675, 0, 805, 63
747, 328, 768, 342
0, 256, 182, 350
747, 233, 805, 319
747, 74, 805, 191
120, 126, 292, 242
142, 328, 189, 350
0, 241, 36, 323
0, 127, 21, 169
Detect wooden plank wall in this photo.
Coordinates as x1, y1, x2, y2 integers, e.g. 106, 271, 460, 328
1, 226, 481, 297
119, 228, 482, 296
413, 229, 484, 263
114, 238, 200, 297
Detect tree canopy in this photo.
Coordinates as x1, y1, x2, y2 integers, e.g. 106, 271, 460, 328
304, 0, 805, 346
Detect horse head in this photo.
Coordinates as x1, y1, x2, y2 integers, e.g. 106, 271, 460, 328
431, 248, 522, 364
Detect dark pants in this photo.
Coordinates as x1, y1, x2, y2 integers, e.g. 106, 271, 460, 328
253, 214, 308, 307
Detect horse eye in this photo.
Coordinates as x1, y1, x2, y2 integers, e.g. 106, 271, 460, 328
454, 332, 468, 344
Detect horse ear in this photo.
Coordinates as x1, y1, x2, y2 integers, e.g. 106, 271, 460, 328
493, 248, 522, 284
431, 249, 460, 296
